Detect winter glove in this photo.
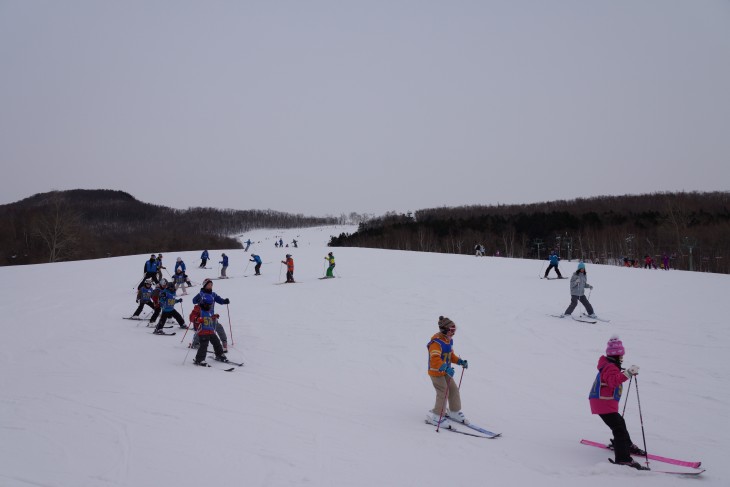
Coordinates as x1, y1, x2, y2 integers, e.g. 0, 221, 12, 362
446, 366, 455, 377
223, 298, 230, 304
457, 358, 469, 369
213, 314, 220, 320
177, 299, 183, 303
438, 363, 455, 377
627, 365, 640, 376
588, 284, 594, 289
136, 298, 140, 303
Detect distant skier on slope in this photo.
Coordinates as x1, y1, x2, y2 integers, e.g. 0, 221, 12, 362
173, 267, 190, 295
199, 250, 210, 268
589, 335, 644, 469
244, 239, 252, 251
426, 316, 469, 426
561, 262, 595, 318
544, 250, 563, 278
140, 254, 159, 287
282, 254, 295, 283
131, 278, 156, 318
324, 252, 335, 278
219, 253, 229, 278
250, 254, 262, 275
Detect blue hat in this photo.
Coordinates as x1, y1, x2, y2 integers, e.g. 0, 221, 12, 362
577, 262, 586, 270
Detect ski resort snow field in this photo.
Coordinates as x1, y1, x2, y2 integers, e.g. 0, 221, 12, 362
1, 225, 728, 486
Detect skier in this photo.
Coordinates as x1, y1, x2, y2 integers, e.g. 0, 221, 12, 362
219, 253, 229, 278
148, 279, 164, 325
199, 250, 209, 268
191, 278, 231, 352
562, 262, 595, 318
131, 278, 156, 318
175, 257, 193, 286
589, 336, 644, 469
192, 295, 228, 366
544, 250, 563, 278
662, 253, 670, 270
155, 254, 166, 282
244, 239, 252, 251
250, 254, 262, 275
324, 252, 335, 278
426, 316, 469, 425
154, 281, 186, 332
141, 254, 159, 286
282, 254, 295, 283
279, 238, 283, 248
292, 239, 298, 248
173, 267, 190, 295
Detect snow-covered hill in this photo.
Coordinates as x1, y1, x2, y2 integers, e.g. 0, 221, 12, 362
1, 225, 728, 487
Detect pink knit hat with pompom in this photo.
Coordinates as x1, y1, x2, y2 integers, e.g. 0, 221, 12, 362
605, 335, 625, 356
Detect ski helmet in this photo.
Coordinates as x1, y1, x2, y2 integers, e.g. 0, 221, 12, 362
202, 278, 213, 288
438, 316, 456, 334
144, 278, 152, 286
166, 280, 175, 289
159, 278, 168, 287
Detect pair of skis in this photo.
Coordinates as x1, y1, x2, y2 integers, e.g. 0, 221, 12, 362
580, 439, 704, 476
425, 416, 501, 439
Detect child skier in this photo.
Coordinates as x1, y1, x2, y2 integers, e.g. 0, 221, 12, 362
589, 336, 644, 469
191, 278, 231, 352
131, 279, 156, 318
173, 267, 190, 295
324, 252, 335, 278
250, 254, 262, 275
154, 281, 186, 332
282, 254, 294, 283
426, 316, 469, 425
562, 262, 595, 318
199, 250, 209, 268
192, 295, 228, 366
544, 250, 563, 278
219, 253, 229, 278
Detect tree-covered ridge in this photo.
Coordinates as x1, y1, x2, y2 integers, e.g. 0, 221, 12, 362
329, 192, 730, 274
1, 189, 337, 265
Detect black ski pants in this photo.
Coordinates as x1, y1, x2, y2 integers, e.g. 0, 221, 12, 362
254, 263, 261, 275
133, 301, 155, 317
196, 333, 224, 363
565, 295, 594, 316
544, 264, 562, 278
599, 412, 634, 462
155, 309, 185, 331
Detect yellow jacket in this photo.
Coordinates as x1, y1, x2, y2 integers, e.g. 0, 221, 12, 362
427, 332, 460, 377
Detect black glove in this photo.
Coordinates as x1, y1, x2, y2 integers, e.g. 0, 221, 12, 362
223, 298, 230, 304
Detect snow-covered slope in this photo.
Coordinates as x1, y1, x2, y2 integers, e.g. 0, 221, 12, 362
1, 225, 728, 487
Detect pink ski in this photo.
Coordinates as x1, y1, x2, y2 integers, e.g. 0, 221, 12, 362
581, 439, 701, 469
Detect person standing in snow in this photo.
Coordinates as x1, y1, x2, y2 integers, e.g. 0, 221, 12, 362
173, 267, 190, 295
562, 262, 596, 318
426, 316, 469, 425
155, 254, 166, 282
250, 254, 262, 275
199, 250, 209, 268
324, 252, 335, 278
140, 254, 159, 287
589, 336, 644, 469
131, 278, 156, 318
282, 254, 294, 283
154, 281, 186, 332
192, 295, 228, 366
175, 257, 193, 287
544, 250, 563, 278
191, 278, 231, 352
219, 253, 229, 278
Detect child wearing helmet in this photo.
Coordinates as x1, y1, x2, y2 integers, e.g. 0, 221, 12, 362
589, 336, 644, 469
191, 279, 231, 352
191, 295, 227, 366
426, 316, 469, 426
153, 281, 185, 333
562, 262, 596, 318
131, 279, 156, 318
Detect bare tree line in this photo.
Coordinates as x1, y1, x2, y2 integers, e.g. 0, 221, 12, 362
329, 192, 730, 274
1, 190, 337, 265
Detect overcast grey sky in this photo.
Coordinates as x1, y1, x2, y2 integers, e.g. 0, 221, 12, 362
1, 1, 729, 216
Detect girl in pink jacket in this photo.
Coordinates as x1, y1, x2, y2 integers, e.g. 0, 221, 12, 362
589, 336, 645, 469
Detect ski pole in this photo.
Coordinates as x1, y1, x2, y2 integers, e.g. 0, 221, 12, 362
278, 262, 283, 282
226, 303, 234, 346
243, 260, 250, 275
539, 261, 546, 278
457, 367, 465, 389
323, 260, 326, 277
183, 329, 198, 365
634, 377, 650, 469
621, 375, 633, 417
